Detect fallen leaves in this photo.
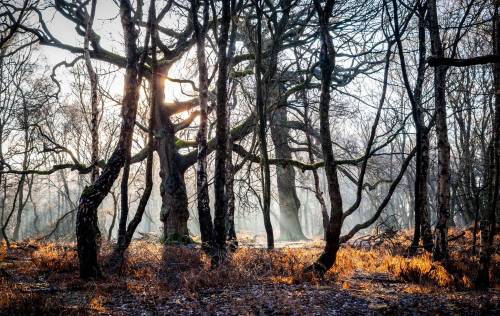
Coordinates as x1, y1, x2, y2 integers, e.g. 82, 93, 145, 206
0, 230, 498, 314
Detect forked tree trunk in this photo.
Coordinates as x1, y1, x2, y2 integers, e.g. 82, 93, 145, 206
76, 0, 141, 279
109, 2, 157, 270
306, 0, 343, 276
110, 137, 154, 269
403, 4, 433, 254
148, 48, 191, 244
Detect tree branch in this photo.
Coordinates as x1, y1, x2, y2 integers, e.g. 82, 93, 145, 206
427, 55, 500, 67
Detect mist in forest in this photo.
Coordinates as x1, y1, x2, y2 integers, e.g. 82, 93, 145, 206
0, 0, 498, 314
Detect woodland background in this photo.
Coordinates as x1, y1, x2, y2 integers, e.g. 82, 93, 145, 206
0, 0, 499, 313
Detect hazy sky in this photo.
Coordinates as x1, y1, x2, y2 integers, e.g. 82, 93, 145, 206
39, 0, 191, 103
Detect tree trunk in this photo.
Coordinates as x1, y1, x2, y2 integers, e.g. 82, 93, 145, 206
83, 0, 99, 183
111, 140, 154, 269
0, 127, 4, 242
76, 0, 141, 279
108, 191, 117, 241
193, 0, 213, 252
151, 66, 192, 244
28, 178, 39, 236
226, 100, 237, 250
157, 125, 191, 243
13, 94, 30, 241
12, 173, 25, 241
306, 0, 343, 276
476, 0, 499, 289
428, 0, 450, 261
226, 142, 238, 250
271, 106, 306, 241
418, 134, 433, 250
294, 48, 329, 239
391, 1, 432, 255
109, 2, 157, 270
305, 107, 329, 240
117, 160, 131, 249
212, 0, 232, 259
2, 175, 22, 248
225, 0, 241, 252
254, 2, 274, 250
410, 4, 433, 254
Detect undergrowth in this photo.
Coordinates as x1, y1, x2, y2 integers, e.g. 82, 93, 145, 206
0, 229, 498, 314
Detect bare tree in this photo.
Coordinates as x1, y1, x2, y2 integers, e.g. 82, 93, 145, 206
193, 0, 213, 252
390, 0, 433, 254
212, 0, 232, 259
74, 0, 146, 278
305, 0, 343, 275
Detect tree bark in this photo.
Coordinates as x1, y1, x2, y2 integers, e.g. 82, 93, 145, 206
117, 158, 131, 250
226, 137, 238, 250
476, 0, 499, 289
13, 91, 30, 241
306, 0, 343, 276
157, 82, 191, 243
193, 0, 213, 252
28, 178, 39, 236
413, 4, 433, 254
83, 0, 100, 183
12, 150, 27, 241
12, 174, 25, 241
254, 1, 274, 250
108, 191, 118, 241
109, 1, 157, 270
0, 124, 4, 242
392, 2, 433, 255
226, 97, 237, 250
159, 165, 190, 243
212, 0, 232, 259
76, 0, 141, 279
294, 48, 329, 239
225, 0, 241, 252
271, 106, 306, 241
428, 0, 451, 261
2, 175, 22, 248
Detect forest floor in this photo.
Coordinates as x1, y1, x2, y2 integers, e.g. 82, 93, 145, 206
0, 229, 499, 315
